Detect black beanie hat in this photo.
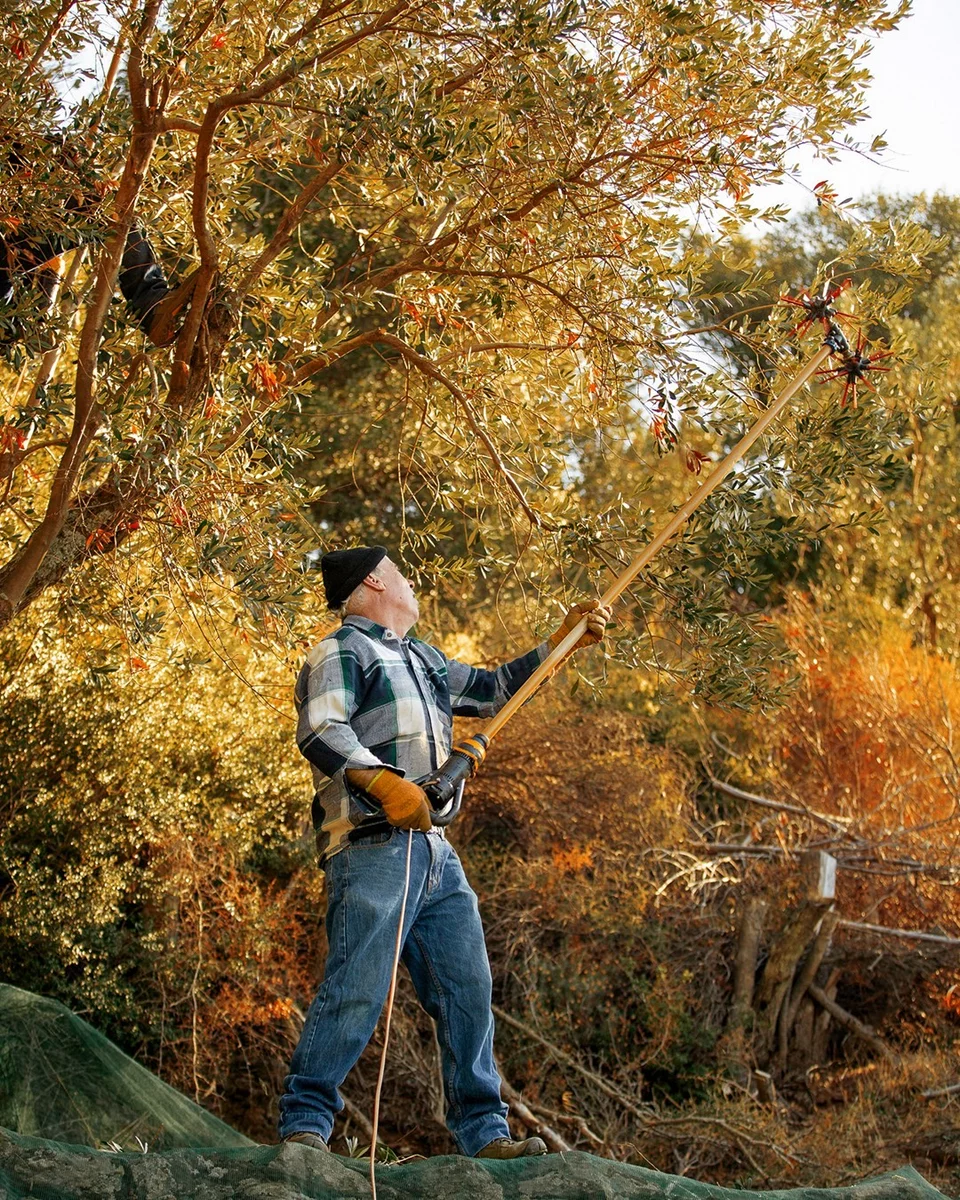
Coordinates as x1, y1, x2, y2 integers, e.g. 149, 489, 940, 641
320, 545, 388, 609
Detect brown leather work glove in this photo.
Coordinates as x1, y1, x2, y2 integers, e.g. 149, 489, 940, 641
549, 600, 613, 652
346, 767, 432, 832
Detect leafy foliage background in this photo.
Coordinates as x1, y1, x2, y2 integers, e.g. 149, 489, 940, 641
0, 0, 958, 1190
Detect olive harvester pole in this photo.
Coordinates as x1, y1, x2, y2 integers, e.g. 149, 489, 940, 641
417, 328, 845, 824
485, 337, 836, 741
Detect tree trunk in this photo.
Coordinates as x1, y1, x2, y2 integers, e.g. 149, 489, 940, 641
0, 301, 235, 632
753, 899, 832, 1062
811, 967, 841, 1062
779, 907, 838, 1069
792, 995, 816, 1064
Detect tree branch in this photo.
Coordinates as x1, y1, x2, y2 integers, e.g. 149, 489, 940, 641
246, 0, 355, 82
435, 340, 576, 365
920, 1081, 960, 1099
0, 2, 164, 624
18, 0, 78, 79
293, 327, 548, 525
236, 155, 346, 295
315, 145, 652, 326
290, 329, 384, 385
837, 919, 960, 947
175, 2, 412, 380
219, 0, 411, 110
160, 117, 203, 135
372, 332, 548, 528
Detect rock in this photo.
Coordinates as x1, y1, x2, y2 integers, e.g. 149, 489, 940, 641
0, 1134, 125, 1200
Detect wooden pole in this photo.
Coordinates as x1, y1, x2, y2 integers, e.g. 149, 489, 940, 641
728, 896, 767, 1030
484, 340, 834, 743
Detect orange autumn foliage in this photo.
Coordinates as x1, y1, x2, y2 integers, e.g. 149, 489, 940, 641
551, 844, 595, 875
748, 600, 960, 936
776, 604, 960, 835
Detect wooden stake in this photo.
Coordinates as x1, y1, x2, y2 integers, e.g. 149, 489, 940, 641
484, 341, 834, 743
728, 896, 767, 1030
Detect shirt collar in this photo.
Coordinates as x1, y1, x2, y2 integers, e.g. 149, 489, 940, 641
342, 614, 404, 643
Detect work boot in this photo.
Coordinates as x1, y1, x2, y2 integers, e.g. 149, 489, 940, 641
282, 1131, 329, 1151
474, 1136, 548, 1159
141, 267, 201, 348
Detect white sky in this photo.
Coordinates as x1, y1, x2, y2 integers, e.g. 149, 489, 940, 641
751, 0, 960, 215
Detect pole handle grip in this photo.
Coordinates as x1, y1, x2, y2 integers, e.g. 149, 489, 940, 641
418, 734, 489, 825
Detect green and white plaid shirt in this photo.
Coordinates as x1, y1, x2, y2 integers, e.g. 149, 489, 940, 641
295, 615, 550, 862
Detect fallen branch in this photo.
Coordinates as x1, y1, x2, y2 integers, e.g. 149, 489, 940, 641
492, 1005, 653, 1121
691, 842, 787, 856
704, 771, 849, 834
690, 845, 956, 880
523, 1099, 604, 1146
920, 1082, 960, 1099
837, 919, 960, 947
647, 1114, 798, 1166
807, 983, 899, 1064
493, 1006, 795, 1166
340, 1090, 375, 1140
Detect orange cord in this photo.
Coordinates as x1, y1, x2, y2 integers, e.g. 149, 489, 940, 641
369, 828, 413, 1199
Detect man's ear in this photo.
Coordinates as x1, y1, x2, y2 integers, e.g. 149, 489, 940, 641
363, 572, 386, 593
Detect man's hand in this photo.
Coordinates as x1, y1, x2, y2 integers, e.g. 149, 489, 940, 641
549, 600, 613, 652
346, 767, 432, 832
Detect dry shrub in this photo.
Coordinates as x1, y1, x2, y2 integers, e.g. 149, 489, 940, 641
698, 598, 959, 1096
0, 614, 321, 1142
767, 602, 960, 940
451, 699, 730, 1110
143, 836, 322, 1142
457, 695, 691, 858
779, 600, 960, 836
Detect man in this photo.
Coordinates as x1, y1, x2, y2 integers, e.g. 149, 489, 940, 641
1, 226, 197, 349
1, 133, 197, 350
279, 545, 611, 1158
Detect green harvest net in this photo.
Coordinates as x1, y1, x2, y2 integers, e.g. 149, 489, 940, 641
0, 982, 251, 1151
0, 984, 953, 1200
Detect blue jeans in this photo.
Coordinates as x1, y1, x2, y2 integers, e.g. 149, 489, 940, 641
278, 829, 510, 1156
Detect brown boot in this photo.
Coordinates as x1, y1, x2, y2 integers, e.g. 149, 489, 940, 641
282, 1131, 329, 1151
474, 1136, 547, 1159
143, 268, 201, 347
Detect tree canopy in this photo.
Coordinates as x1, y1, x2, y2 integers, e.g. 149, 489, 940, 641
0, 0, 921, 703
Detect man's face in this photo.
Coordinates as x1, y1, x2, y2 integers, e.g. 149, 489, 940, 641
375, 557, 419, 624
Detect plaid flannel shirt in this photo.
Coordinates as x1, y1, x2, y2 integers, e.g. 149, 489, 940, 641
295, 615, 551, 863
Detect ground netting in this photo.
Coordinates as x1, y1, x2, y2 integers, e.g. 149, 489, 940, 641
0, 984, 952, 1200
0, 983, 251, 1151
0, 1132, 953, 1200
